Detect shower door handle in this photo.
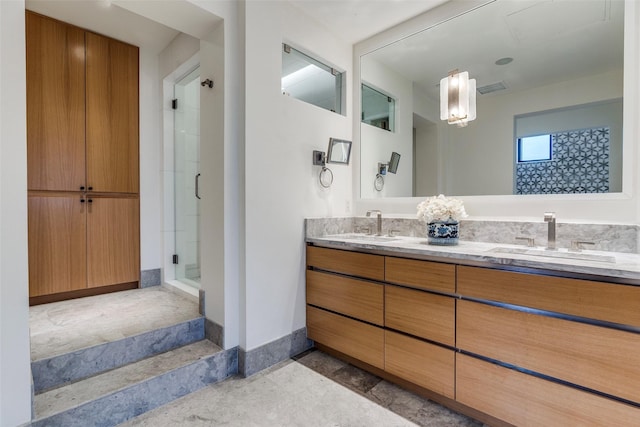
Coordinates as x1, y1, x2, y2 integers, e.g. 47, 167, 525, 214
195, 173, 201, 199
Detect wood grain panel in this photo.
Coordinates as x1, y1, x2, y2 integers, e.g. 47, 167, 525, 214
28, 195, 86, 297
87, 197, 140, 287
385, 285, 455, 346
86, 32, 139, 194
457, 354, 640, 427
307, 270, 384, 326
307, 306, 384, 369
457, 300, 640, 404
458, 266, 640, 327
385, 331, 455, 398
306, 246, 384, 280
26, 12, 86, 191
385, 257, 455, 293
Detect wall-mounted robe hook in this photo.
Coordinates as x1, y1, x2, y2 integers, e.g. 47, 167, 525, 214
201, 79, 214, 89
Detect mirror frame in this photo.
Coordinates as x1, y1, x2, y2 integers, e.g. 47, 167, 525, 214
327, 137, 352, 165
353, 0, 639, 223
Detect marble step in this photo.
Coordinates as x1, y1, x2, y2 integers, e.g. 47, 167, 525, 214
32, 316, 205, 393
32, 339, 236, 427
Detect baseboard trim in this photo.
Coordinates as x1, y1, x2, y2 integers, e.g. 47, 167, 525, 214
238, 327, 313, 377
29, 282, 138, 306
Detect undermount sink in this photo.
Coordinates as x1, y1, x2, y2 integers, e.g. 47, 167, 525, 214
331, 234, 400, 243
488, 247, 616, 263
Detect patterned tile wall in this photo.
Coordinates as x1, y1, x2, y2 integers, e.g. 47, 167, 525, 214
516, 127, 610, 194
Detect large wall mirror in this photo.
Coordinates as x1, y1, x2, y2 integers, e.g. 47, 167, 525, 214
359, 0, 624, 199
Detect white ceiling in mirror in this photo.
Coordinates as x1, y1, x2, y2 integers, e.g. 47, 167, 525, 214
365, 0, 623, 101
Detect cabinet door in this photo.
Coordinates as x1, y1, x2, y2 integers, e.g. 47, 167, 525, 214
457, 354, 640, 427
26, 12, 86, 192
307, 306, 384, 369
86, 33, 139, 194
458, 299, 640, 404
385, 285, 455, 346
306, 246, 384, 280
307, 270, 384, 326
87, 197, 139, 287
385, 331, 455, 398
28, 195, 87, 296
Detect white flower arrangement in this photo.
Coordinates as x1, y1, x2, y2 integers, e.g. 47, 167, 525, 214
416, 194, 468, 224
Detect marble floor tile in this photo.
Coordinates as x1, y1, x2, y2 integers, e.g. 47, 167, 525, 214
30, 287, 200, 360
330, 364, 383, 395
120, 359, 419, 427
122, 350, 485, 427
367, 381, 483, 427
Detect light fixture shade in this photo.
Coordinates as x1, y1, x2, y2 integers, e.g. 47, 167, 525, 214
440, 70, 476, 127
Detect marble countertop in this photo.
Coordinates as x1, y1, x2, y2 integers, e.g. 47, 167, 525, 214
307, 234, 640, 283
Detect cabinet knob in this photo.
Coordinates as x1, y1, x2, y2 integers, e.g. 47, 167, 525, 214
80, 186, 85, 191
87, 199, 93, 204
88, 186, 93, 191
80, 199, 85, 203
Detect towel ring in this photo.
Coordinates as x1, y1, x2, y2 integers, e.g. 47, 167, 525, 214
319, 167, 334, 188
374, 174, 385, 191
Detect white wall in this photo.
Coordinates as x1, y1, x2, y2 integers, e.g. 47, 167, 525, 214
243, 0, 352, 350
0, 1, 32, 425
360, 56, 413, 198
139, 50, 163, 271
355, 0, 640, 224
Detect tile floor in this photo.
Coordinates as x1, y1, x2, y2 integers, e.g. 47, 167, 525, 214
30, 288, 484, 426
29, 286, 200, 360
121, 349, 484, 427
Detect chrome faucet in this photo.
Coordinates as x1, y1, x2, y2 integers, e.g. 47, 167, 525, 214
544, 212, 556, 250
366, 210, 382, 236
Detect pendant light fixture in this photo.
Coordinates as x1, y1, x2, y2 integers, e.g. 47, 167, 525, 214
440, 69, 476, 127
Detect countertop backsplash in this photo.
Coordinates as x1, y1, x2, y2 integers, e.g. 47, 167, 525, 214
305, 217, 639, 254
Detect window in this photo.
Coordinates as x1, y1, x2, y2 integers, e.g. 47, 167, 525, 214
361, 84, 395, 132
281, 44, 344, 115
517, 134, 552, 162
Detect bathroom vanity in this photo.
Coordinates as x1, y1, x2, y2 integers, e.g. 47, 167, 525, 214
305, 235, 640, 426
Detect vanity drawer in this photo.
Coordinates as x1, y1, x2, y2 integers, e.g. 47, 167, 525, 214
385, 330, 454, 399
457, 299, 640, 404
385, 257, 455, 293
457, 266, 640, 327
306, 270, 383, 326
385, 285, 455, 346
307, 305, 384, 369
457, 354, 640, 427
306, 246, 384, 281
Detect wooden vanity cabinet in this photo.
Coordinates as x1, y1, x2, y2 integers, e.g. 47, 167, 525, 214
306, 247, 385, 368
26, 11, 140, 303
383, 257, 456, 398
306, 244, 640, 426
457, 265, 640, 425
306, 246, 457, 400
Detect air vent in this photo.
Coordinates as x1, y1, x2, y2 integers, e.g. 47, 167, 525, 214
477, 81, 507, 95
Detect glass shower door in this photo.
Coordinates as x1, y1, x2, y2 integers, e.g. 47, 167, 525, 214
174, 68, 201, 286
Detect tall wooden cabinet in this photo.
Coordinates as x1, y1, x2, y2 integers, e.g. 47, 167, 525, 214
26, 11, 140, 304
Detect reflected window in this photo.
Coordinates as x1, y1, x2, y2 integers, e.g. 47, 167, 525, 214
281, 44, 344, 115
362, 84, 395, 132
517, 134, 552, 163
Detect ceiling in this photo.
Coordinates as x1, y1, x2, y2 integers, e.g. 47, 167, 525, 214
25, 0, 180, 54
25, 0, 448, 53
288, 0, 449, 43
